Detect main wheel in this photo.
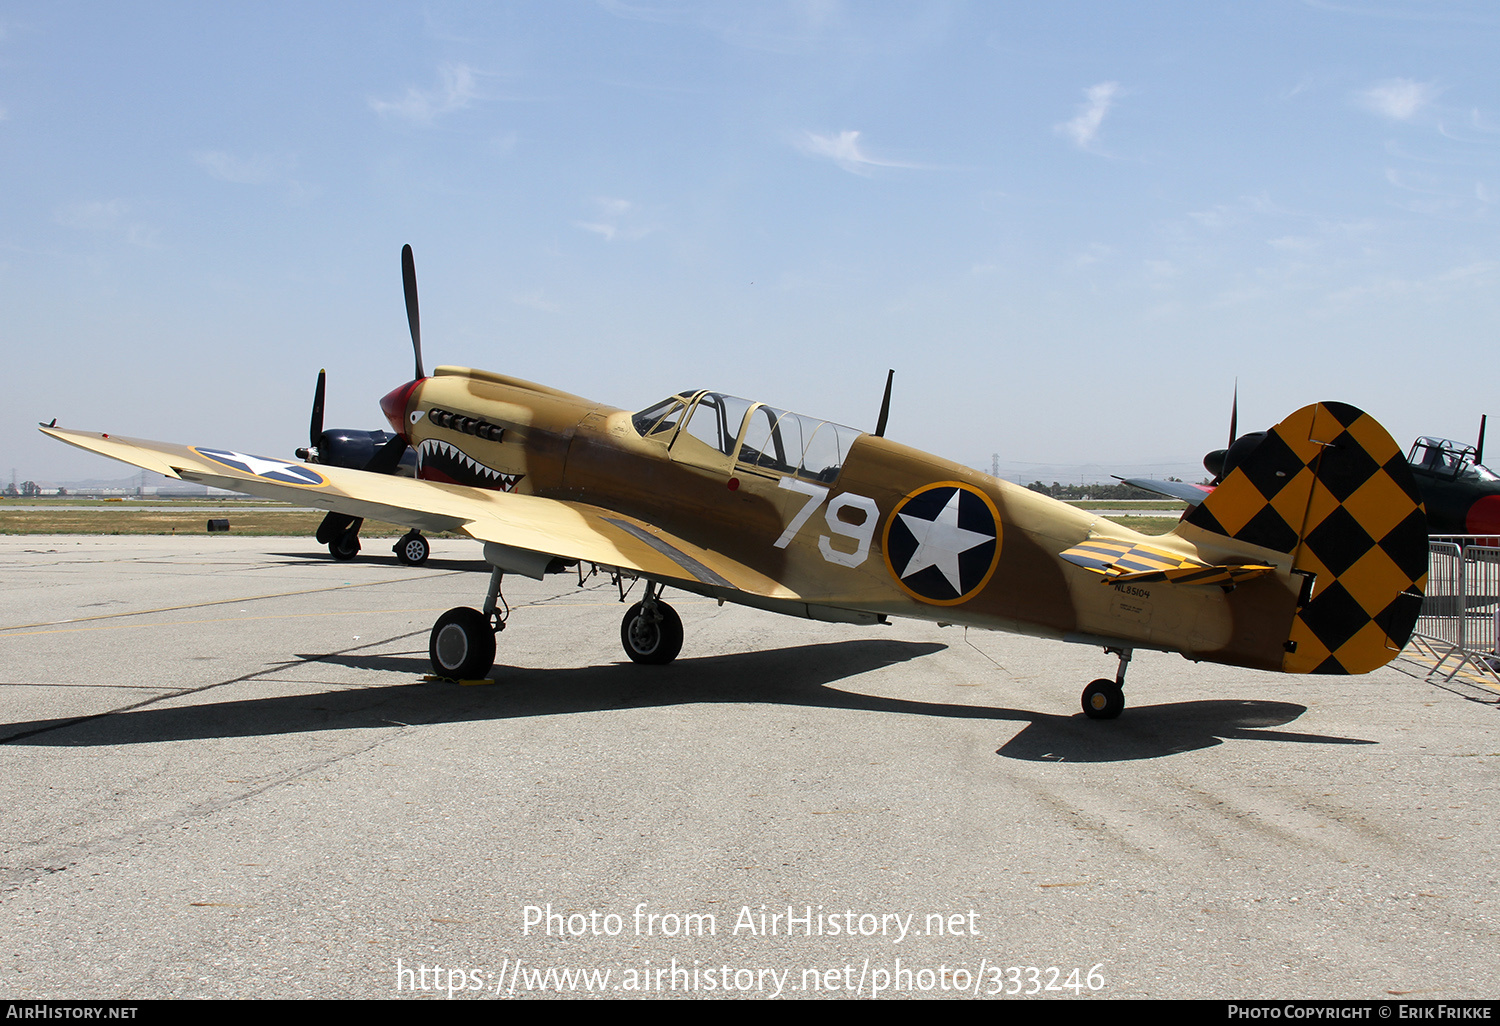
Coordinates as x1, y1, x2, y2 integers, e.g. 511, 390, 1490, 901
1082, 678, 1124, 720
429, 606, 496, 680
394, 532, 430, 566
620, 601, 683, 665
329, 532, 360, 561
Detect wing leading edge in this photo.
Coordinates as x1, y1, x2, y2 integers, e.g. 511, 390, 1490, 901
41, 426, 792, 600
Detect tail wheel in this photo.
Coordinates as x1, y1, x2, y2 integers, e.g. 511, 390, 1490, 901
1082, 679, 1124, 720
429, 606, 496, 680
620, 601, 683, 665
394, 532, 430, 566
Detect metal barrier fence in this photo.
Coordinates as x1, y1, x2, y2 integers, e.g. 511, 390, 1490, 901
1409, 536, 1500, 684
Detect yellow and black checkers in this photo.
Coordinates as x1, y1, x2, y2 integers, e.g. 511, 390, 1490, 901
1184, 402, 1428, 674
1059, 539, 1274, 587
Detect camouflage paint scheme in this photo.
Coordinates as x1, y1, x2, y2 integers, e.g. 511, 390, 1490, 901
43, 366, 1428, 710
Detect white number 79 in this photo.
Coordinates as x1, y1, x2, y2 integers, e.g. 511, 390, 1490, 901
772, 477, 878, 568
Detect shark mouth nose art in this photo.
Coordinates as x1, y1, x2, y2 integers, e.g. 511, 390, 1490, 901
416, 439, 523, 492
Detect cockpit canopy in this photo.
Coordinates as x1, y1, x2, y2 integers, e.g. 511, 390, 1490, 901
633, 391, 862, 483
1409, 436, 1499, 482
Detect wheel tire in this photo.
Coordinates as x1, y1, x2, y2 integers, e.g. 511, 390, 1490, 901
1082, 678, 1124, 720
329, 533, 360, 561
429, 606, 496, 680
394, 532, 430, 566
620, 601, 683, 665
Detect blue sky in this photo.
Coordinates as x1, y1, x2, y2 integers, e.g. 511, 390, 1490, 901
4, 1, 1498, 485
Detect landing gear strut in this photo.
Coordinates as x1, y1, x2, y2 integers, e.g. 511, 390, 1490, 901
620, 582, 682, 665
1081, 646, 1131, 720
393, 530, 430, 566
428, 567, 505, 680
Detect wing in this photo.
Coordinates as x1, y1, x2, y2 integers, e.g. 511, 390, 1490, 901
1113, 475, 1212, 506
41, 426, 793, 600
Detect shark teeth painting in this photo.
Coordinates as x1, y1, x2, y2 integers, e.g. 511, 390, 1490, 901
415, 438, 523, 492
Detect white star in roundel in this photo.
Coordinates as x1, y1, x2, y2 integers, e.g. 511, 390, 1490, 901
196, 448, 324, 486
895, 490, 994, 594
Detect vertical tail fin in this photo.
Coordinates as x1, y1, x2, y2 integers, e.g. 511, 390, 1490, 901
1179, 401, 1427, 673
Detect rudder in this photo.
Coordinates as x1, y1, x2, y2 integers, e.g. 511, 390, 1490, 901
1180, 402, 1427, 673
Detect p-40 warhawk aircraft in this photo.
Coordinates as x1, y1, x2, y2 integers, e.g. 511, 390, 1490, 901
43, 249, 1429, 719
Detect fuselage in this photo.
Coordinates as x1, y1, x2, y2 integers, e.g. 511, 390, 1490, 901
382, 367, 1306, 671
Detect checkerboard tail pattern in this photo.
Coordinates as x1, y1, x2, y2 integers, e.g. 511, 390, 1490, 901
1184, 402, 1427, 674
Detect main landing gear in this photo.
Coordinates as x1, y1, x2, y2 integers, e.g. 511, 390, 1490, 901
1081, 646, 1132, 720
619, 582, 683, 665
328, 519, 362, 561
428, 566, 506, 680
425, 571, 685, 681
393, 530, 430, 566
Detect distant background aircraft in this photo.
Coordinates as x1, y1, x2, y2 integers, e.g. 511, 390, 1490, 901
293, 368, 428, 564
1124, 394, 1499, 540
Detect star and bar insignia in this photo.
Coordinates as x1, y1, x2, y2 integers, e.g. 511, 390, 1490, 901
193, 448, 328, 487
883, 482, 1001, 605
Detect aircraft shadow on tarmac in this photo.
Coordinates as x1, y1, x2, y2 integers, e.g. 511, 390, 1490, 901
1, 638, 1373, 762
993, 699, 1372, 762
264, 551, 491, 573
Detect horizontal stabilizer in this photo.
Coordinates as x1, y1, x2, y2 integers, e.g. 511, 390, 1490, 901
1059, 539, 1274, 587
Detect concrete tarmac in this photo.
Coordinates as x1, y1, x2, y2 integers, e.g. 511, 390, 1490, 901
1, 536, 1496, 1000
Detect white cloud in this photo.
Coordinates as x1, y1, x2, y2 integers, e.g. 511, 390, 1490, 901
1070, 242, 1112, 268
575, 221, 620, 241
1144, 259, 1178, 281
1359, 78, 1438, 121
54, 200, 158, 246
370, 63, 481, 124
1187, 194, 1281, 230
1325, 260, 1500, 306
193, 150, 294, 185
599, 0, 856, 56
1056, 81, 1120, 152
573, 197, 659, 242
55, 199, 129, 231
794, 129, 927, 175
509, 290, 559, 313
192, 150, 316, 203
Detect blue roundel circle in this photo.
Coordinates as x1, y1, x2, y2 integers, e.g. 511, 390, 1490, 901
882, 482, 1001, 605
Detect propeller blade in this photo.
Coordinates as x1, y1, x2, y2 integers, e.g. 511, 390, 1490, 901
364, 433, 409, 476
310, 369, 326, 450
1228, 379, 1238, 449
402, 244, 424, 380
874, 369, 894, 438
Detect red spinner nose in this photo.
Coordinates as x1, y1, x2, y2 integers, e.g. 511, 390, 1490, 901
380, 379, 424, 438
